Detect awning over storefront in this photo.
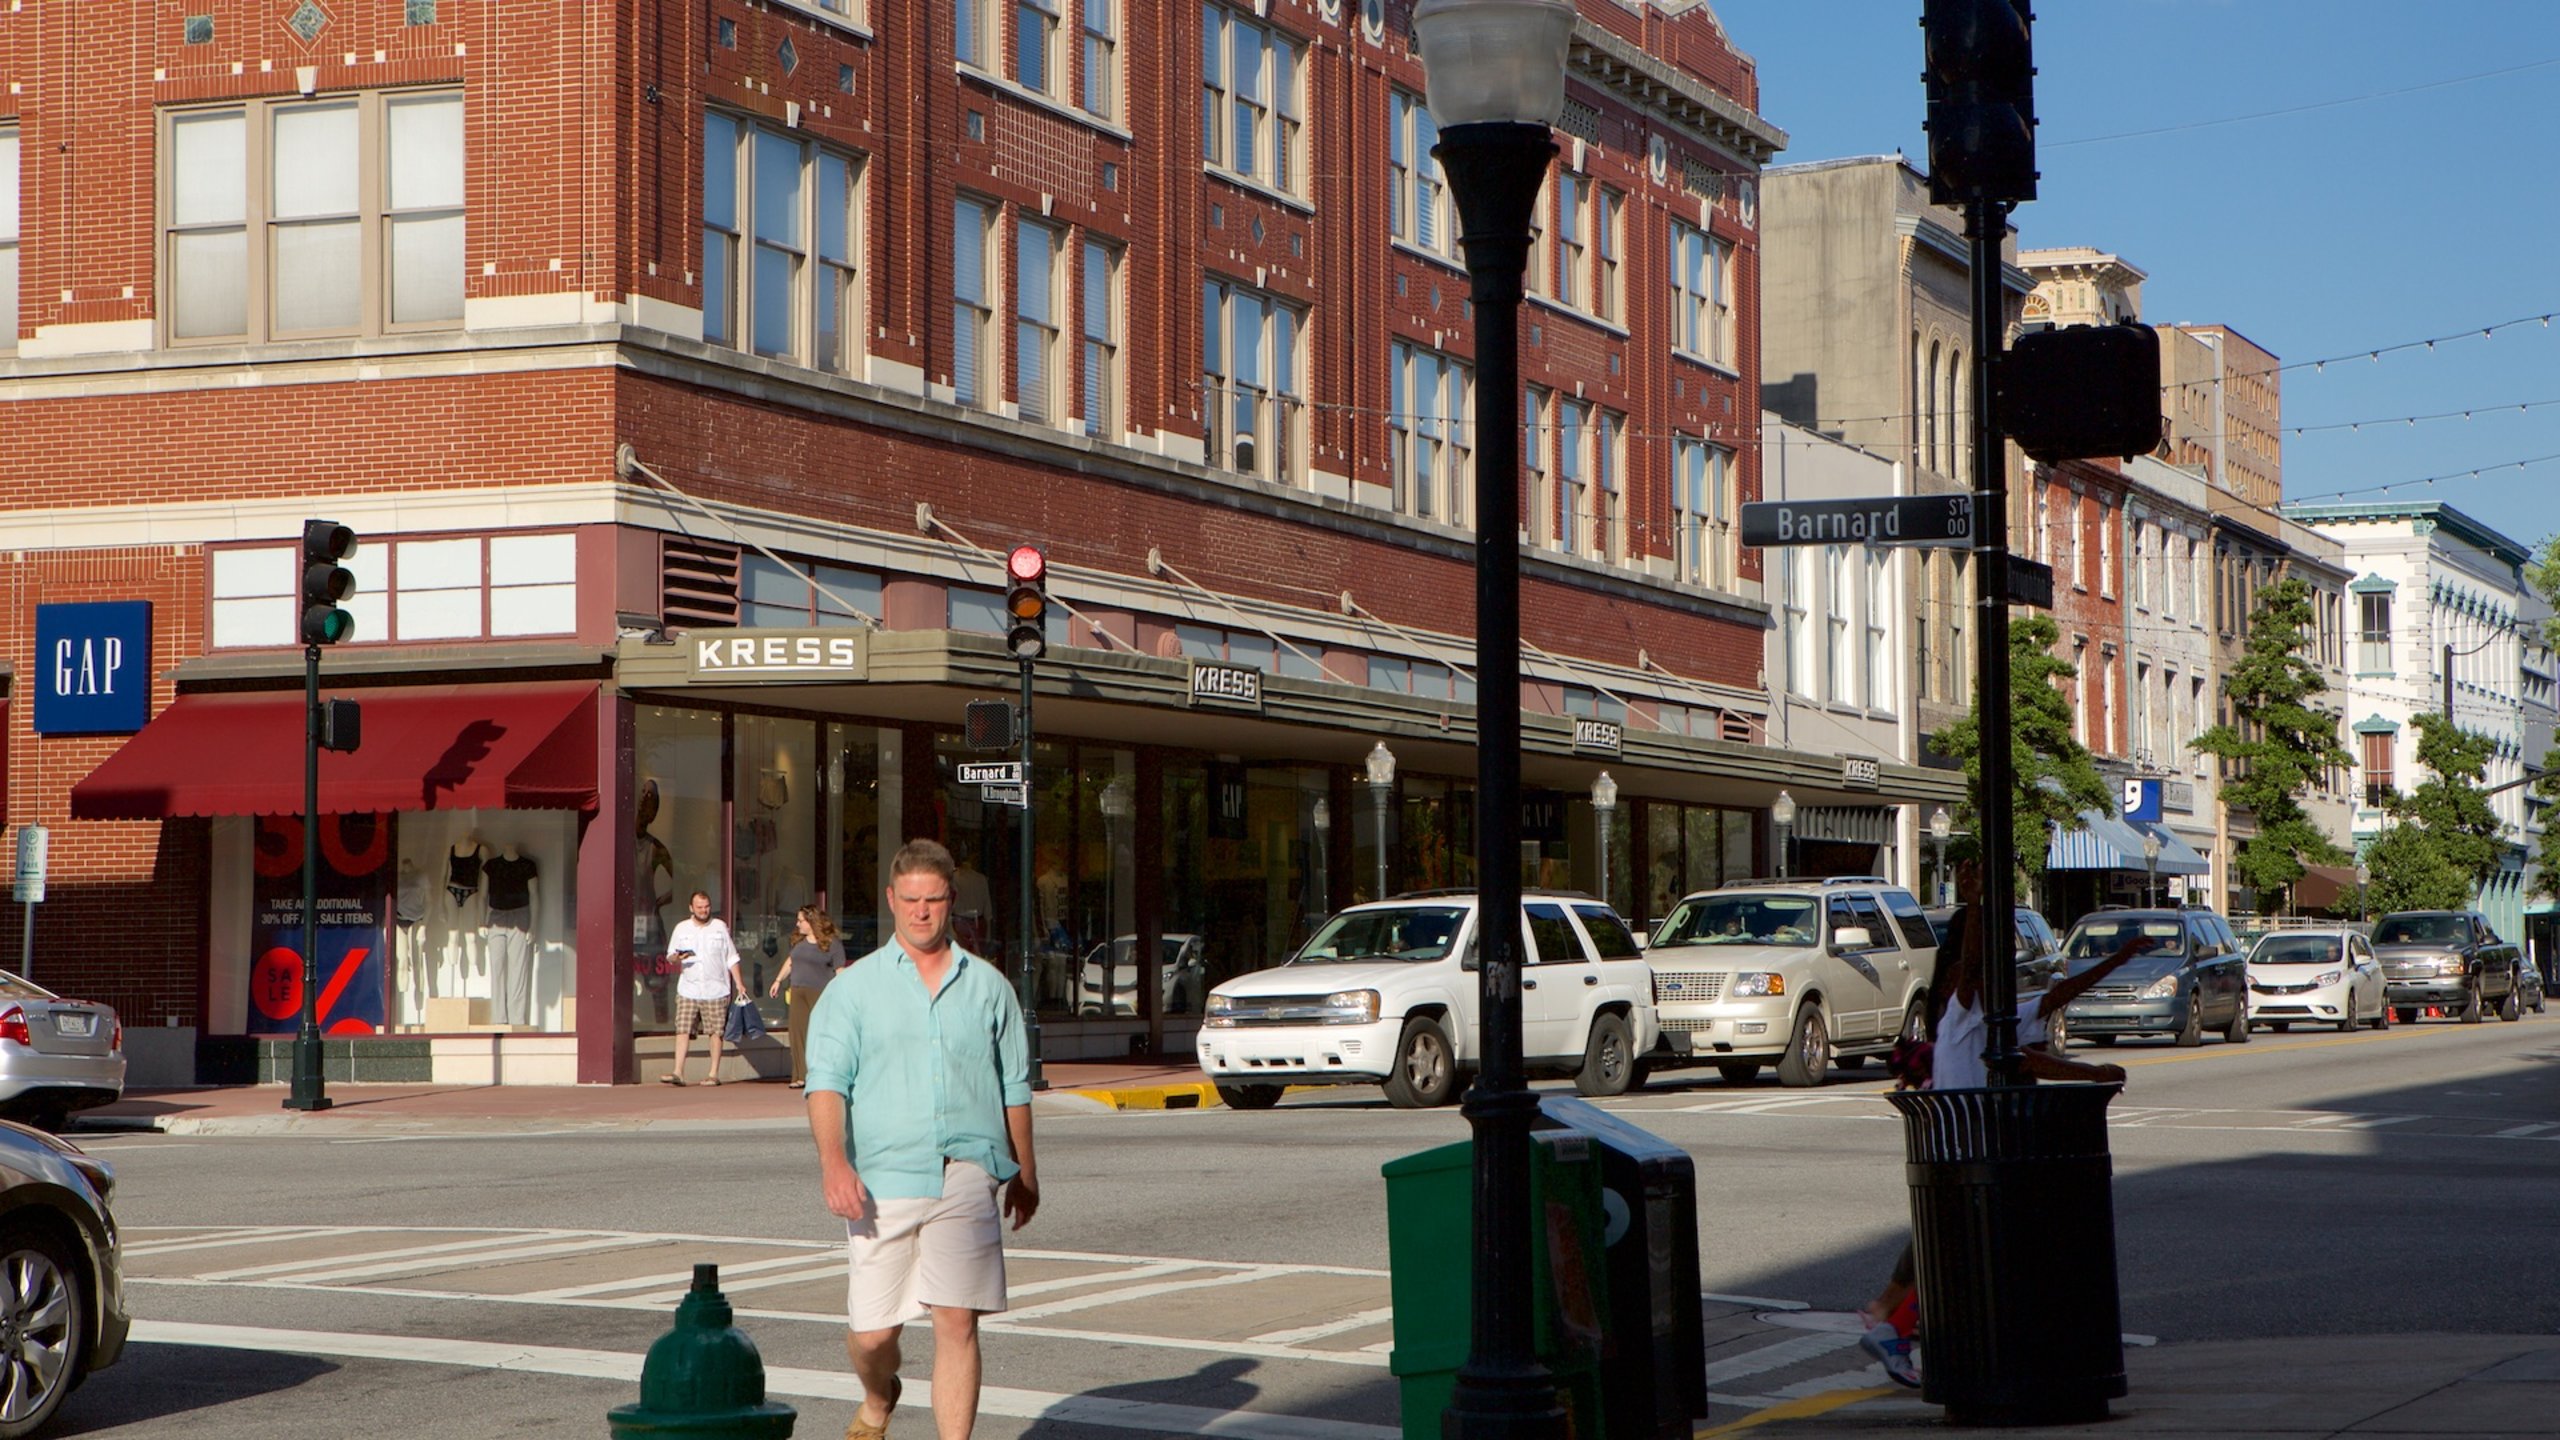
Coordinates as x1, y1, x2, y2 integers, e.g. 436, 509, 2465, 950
2293, 863, 2361, 911
2047, 810, 2210, 875
70, 683, 598, 820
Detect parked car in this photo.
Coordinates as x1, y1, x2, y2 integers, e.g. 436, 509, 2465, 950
0, 971, 126, 1133
1198, 891, 1659, 1110
1074, 934, 1206, 1016
0, 1119, 127, 1437
1922, 904, 2066, 988
1647, 877, 1937, 1087
2246, 926, 2389, 1033
2057, 908, 2250, 1047
2520, 954, 2548, 1015
2371, 911, 2524, 1023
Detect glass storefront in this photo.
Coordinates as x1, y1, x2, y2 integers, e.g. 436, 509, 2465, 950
1641, 801, 1758, 930
634, 705, 724, 1031
1162, 759, 1328, 1002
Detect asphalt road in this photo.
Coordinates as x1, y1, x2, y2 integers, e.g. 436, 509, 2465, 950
53, 1012, 2560, 1437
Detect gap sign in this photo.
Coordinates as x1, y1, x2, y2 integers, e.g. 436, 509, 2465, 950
1739, 495, 1973, 548
34, 601, 151, 735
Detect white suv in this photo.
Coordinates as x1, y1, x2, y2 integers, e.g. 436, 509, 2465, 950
1644, 877, 1939, 1087
1198, 891, 1660, 1109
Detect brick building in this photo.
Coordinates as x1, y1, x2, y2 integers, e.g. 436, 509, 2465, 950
0, 2, 1958, 1084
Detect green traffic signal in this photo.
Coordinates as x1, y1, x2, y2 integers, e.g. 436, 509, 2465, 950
300, 518, 359, 646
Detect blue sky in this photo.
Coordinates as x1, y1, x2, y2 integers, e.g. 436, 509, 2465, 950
1714, 0, 2560, 559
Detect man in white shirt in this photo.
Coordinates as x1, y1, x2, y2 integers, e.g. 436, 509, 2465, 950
664, 890, 745, 1086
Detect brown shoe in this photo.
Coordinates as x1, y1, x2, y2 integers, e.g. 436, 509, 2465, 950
844, 1375, 900, 1440
658, 1074, 684, 1086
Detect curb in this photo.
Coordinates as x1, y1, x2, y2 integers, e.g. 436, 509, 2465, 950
1057, 1081, 1223, 1111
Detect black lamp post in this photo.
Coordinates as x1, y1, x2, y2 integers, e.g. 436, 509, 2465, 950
1590, 771, 1618, 909
1312, 796, 1332, 918
2142, 829, 2162, 909
1414, 1, 1575, 1435
1365, 741, 1397, 901
1929, 804, 1953, 905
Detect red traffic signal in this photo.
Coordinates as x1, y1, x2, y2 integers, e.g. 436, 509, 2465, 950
1004, 545, 1047, 660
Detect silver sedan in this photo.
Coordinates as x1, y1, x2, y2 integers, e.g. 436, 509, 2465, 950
0, 971, 125, 1132
2247, 928, 2390, 1033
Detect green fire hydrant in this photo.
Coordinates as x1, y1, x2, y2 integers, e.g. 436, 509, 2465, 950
608, 1263, 798, 1437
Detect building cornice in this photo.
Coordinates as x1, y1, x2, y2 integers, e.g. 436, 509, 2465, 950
1567, 23, 1787, 166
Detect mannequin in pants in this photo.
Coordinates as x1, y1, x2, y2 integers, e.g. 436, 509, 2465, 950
482, 844, 541, 1026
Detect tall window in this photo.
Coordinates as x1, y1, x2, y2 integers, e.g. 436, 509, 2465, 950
1387, 91, 1450, 258
1080, 0, 1120, 119
2069, 488, 2088, 589
2361, 730, 2395, 806
1556, 400, 1589, 554
1595, 187, 1623, 324
2129, 518, 2148, 609
1553, 172, 1586, 309
1827, 550, 1854, 702
1594, 412, 1624, 561
1014, 218, 1064, 424
166, 91, 463, 343
1673, 439, 1732, 589
1202, 277, 1305, 483
704, 113, 864, 373
1390, 341, 1473, 524
1080, 239, 1121, 440
1864, 549, 1889, 710
1201, 5, 1304, 195
956, 0, 987, 68
1524, 386, 1553, 546
1016, 0, 1063, 96
0, 127, 18, 354
1525, 172, 1550, 299
2357, 592, 2391, 671
2098, 499, 2115, 597
2133, 661, 2151, 758
1785, 553, 1815, 697
1669, 219, 1734, 366
952, 197, 998, 408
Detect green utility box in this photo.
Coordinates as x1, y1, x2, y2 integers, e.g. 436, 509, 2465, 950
1381, 1132, 1611, 1440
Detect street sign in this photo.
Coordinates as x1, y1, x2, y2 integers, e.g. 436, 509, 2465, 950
2122, 778, 2163, 823
981, 784, 1029, 808
1739, 494, 1973, 548
2007, 554, 2056, 608
11, 824, 46, 905
958, 762, 1023, 786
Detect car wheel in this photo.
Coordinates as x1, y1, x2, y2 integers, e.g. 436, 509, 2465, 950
0, 1226, 86, 1440
2498, 981, 2522, 1023
1715, 1061, 1763, 1086
2174, 996, 2204, 1048
2461, 983, 2484, 1024
1574, 1014, 1637, 1097
1776, 1007, 1830, 1088
1382, 1018, 1460, 1109
2335, 997, 2357, 1035
1214, 1083, 1284, 1111
1900, 998, 1931, 1044
2224, 998, 2251, 1044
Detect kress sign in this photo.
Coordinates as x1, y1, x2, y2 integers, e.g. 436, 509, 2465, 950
685, 629, 869, 680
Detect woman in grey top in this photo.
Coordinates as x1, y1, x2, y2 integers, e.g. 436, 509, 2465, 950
769, 905, 849, 1088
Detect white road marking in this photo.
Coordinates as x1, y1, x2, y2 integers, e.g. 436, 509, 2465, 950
994, 1266, 1295, 1323
1248, 1307, 1396, 1345
519, 1246, 838, 1301
197, 1230, 607, 1282
2494, 1122, 2557, 1138
127, 1226, 355, 1257
130, 1321, 1400, 1440
1705, 1329, 1860, 1383
221, 1233, 643, 1285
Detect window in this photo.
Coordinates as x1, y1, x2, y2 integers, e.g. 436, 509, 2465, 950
1390, 341, 1474, 524
1669, 219, 1734, 366
1525, 170, 1550, 299
2161, 529, 2178, 621
2358, 592, 2392, 672
957, 0, 987, 68
165, 91, 463, 343
1201, 277, 1305, 483
0, 127, 16, 354
2191, 677, 2209, 776
2033, 481, 2051, 564
1201, 5, 1304, 195
2129, 518, 2148, 609
1785, 553, 1814, 697
1080, 239, 1122, 440
1594, 187, 1624, 324
1595, 412, 1624, 562
2069, 487, 2087, 589
1673, 439, 1733, 589
209, 533, 574, 647
1080, 0, 1119, 120
703, 113, 866, 373
1827, 550, 1854, 702
2098, 500, 2115, 597
1016, 0, 1063, 96
1524, 386, 1553, 547
2361, 730, 2395, 806
2133, 661, 2151, 758
1865, 549, 1889, 710
1556, 400, 1588, 554
1015, 218, 1064, 424
952, 197, 997, 407
1387, 91, 1450, 258
743, 555, 883, 627
1553, 171, 1586, 308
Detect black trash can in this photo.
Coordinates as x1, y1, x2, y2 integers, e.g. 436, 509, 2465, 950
1535, 1096, 1708, 1440
1886, 1083, 2126, 1427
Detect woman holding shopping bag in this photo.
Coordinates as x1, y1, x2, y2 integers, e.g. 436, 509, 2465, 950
770, 906, 849, 1088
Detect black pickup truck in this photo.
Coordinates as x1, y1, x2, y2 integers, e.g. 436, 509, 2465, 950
2371, 910, 2525, 1023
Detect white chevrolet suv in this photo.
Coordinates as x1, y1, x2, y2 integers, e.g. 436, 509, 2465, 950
1197, 890, 1660, 1110
1644, 876, 1939, 1087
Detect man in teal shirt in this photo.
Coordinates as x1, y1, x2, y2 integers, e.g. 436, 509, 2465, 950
805, 839, 1037, 1440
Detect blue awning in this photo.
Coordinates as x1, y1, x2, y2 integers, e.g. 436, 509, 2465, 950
2047, 810, 2210, 875
2129, 820, 2211, 876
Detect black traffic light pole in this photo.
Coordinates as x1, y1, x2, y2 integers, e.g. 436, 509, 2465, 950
1966, 194, 2024, 1087
1018, 651, 1043, 1090
285, 638, 333, 1112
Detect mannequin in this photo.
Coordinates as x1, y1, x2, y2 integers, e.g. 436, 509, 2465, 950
394, 858, 430, 1025
482, 839, 540, 1026
443, 829, 488, 1001
635, 780, 676, 1026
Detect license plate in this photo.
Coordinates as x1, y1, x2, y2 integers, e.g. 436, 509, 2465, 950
55, 1014, 93, 1038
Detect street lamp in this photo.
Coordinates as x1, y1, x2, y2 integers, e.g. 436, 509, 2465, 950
1771, 789, 1797, 880
1412, 2, 1575, 1435
1588, 771, 1619, 908
1099, 776, 1132, 1017
2356, 858, 2370, 924
1364, 742, 1398, 901
1929, 805, 1953, 906
2141, 827, 2162, 909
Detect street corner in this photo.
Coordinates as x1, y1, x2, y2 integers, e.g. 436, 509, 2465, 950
1697, 1384, 1929, 1437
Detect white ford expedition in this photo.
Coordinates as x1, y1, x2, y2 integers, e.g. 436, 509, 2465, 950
1197, 890, 1660, 1109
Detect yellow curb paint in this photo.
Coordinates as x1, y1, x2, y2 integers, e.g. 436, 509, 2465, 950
1062, 1084, 1219, 1111
1693, 1384, 1900, 1436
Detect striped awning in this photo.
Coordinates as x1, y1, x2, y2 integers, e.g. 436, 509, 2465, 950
2047, 810, 2210, 875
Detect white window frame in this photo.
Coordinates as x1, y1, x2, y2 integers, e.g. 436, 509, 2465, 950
2098, 499, 2116, 598
1080, 237, 1122, 441
1524, 386, 1554, 547
1201, 5, 1305, 196
1390, 340, 1474, 526
1525, 170, 1551, 299
1080, 0, 1120, 121
0, 126, 17, 355
1595, 187, 1623, 324
1595, 411, 1624, 562
1556, 399, 1589, 554
208, 532, 576, 649
1014, 216, 1065, 425
1553, 170, 1587, 310
1827, 550, 1854, 703
704, 111, 866, 374
1864, 548, 1889, 711
162, 89, 464, 345
1387, 90, 1451, 259
1674, 438, 1733, 590
1014, 0, 1063, 97
1201, 275, 1306, 484
1669, 218, 1735, 367
1785, 553, 1815, 698
2358, 592, 2392, 673
952, 196, 999, 408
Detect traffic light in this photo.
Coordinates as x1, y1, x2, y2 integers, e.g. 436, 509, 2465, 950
964, 699, 1017, 749
1997, 322, 2165, 463
1922, 0, 2036, 206
1004, 544, 1047, 660
300, 520, 359, 645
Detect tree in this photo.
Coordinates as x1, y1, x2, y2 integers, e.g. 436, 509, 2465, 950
2363, 713, 2503, 914
2188, 576, 2352, 914
1930, 613, 2111, 882
2530, 536, 2560, 902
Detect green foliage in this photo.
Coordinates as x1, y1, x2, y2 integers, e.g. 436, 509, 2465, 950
2187, 577, 2352, 914
1930, 613, 2111, 881
2364, 712, 2502, 914
2530, 537, 2560, 902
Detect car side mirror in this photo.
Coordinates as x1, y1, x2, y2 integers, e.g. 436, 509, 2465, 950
1833, 926, 1873, 950
1460, 950, 1481, 972
1631, 933, 1649, 953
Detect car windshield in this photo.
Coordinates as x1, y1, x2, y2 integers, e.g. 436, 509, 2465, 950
2252, 934, 2344, 965
1653, 895, 1821, 949
0, 970, 54, 1002
2063, 918, 2185, 964
1294, 906, 1467, 964
2373, 915, 2468, 946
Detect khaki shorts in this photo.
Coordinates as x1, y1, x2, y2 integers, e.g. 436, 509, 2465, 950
673, 996, 727, 1037
845, 1160, 1008, 1330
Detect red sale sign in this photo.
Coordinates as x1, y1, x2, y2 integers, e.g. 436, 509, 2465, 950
248, 813, 390, 1036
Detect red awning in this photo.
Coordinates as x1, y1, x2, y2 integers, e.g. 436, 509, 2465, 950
70, 683, 598, 820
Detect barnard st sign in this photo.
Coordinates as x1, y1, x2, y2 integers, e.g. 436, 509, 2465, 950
34, 601, 152, 735
1739, 494, 1973, 548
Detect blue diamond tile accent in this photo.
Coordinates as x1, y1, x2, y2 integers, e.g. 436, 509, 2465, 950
779, 38, 798, 74
288, 1, 329, 43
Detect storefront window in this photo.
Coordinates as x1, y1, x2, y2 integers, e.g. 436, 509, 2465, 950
1162, 760, 1327, 998
732, 713, 819, 994
1069, 749, 1139, 1017
1638, 801, 1756, 931
825, 722, 897, 956
635, 704, 724, 1033
392, 808, 579, 1031
1397, 774, 1474, 894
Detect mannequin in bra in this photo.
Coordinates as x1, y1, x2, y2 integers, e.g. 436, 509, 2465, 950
444, 829, 488, 1000
482, 840, 540, 1026
394, 858, 430, 1024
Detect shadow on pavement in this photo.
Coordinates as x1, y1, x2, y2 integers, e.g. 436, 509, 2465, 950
53, 1342, 337, 1434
